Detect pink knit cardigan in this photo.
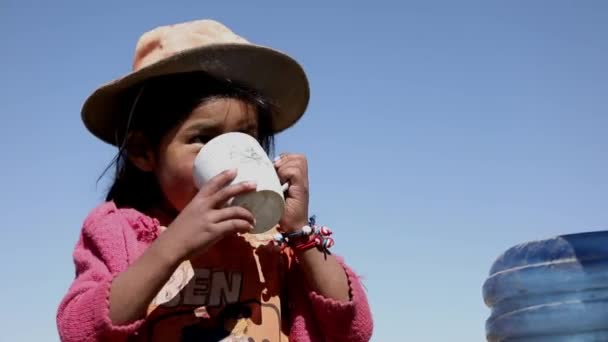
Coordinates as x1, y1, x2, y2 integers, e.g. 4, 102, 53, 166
57, 202, 373, 341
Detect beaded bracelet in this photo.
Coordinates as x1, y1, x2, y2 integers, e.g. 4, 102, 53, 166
273, 215, 334, 256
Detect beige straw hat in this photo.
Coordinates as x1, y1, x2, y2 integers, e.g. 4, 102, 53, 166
81, 19, 310, 145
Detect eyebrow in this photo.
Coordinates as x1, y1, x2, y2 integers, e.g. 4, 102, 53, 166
183, 120, 222, 133
183, 119, 259, 135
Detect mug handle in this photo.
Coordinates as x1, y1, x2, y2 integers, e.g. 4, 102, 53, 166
281, 182, 290, 192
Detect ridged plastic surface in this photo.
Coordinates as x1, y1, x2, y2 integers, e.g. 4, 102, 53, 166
483, 231, 608, 341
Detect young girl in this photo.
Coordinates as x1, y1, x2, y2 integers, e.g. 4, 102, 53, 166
57, 19, 373, 342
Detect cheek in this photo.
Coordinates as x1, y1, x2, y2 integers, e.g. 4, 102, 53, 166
157, 153, 199, 211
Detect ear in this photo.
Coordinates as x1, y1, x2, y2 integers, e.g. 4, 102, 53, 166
125, 132, 156, 172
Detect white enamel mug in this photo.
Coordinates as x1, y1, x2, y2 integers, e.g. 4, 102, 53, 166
193, 132, 285, 234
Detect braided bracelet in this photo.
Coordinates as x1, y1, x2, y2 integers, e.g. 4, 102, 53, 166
273, 215, 334, 256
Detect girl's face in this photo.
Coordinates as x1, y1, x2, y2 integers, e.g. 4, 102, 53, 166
152, 97, 259, 213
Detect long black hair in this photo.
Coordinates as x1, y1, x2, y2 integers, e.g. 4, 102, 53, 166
102, 72, 276, 213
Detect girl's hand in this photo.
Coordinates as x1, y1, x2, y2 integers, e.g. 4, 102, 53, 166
275, 153, 310, 232
162, 169, 257, 262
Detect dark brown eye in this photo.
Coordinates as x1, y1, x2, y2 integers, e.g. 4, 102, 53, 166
190, 134, 213, 144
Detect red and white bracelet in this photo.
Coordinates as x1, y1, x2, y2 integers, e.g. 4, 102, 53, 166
273, 215, 334, 255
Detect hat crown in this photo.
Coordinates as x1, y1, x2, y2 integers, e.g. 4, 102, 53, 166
82, 19, 309, 146
133, 19, 250, 70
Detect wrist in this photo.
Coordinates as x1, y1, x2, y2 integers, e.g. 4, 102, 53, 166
283, 220, 309, 233
149, 232, 187, 268
293, 245, 321, 258
274, 215, 335, 255
279, 212, 309, 233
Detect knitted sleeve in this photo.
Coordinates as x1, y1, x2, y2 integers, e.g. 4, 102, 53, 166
56, 202, 158, 341
286, 254, 374, 342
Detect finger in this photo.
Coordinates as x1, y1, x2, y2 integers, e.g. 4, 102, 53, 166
276, 161, 308, 176
274, 153, 306, 168
273, 153, 287, 164
275, 157, 308, 176
210, 206, 255, 224
276, 165, 306, 185
197, 169, 238, 199
214, 219, 254, 235
209, 181, 257, 208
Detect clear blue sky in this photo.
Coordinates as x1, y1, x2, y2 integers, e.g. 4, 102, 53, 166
1, 1, 607, 341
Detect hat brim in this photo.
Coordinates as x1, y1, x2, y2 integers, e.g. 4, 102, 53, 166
82, 43, 310, 146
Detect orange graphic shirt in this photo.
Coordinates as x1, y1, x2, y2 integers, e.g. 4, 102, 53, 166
135, 229, 291, 342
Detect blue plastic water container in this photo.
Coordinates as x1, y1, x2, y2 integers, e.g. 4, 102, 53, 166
482, 231, 608, 341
